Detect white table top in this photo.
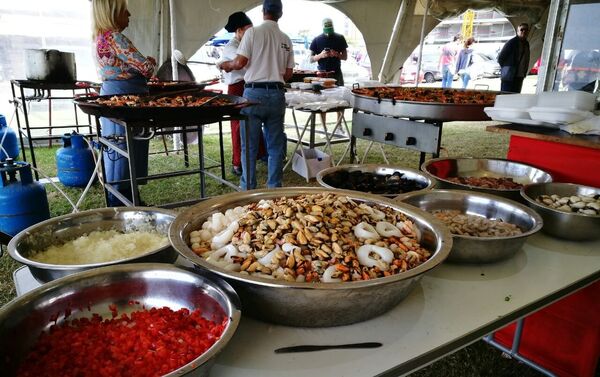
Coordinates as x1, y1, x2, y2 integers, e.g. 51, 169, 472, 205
14, 234, 600, 377
210, 234, 600, 377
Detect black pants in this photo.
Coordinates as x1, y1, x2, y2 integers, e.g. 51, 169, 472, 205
500, 77, 525, 93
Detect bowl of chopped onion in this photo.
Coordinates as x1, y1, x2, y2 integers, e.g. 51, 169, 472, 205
0, 263, 241, 377
7, 207, 177, 283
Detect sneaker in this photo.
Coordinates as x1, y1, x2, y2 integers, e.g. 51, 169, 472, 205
231, 166, 243, 176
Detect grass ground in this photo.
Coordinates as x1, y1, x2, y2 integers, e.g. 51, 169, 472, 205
0, 119, 545, 376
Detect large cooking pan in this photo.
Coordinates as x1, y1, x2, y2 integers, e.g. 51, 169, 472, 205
352, 86, 498, 121
74, 90, 249, 122
146, 79, 219, 94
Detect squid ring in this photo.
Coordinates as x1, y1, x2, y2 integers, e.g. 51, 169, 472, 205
258, 245, 281, 266
322, 265, 342, 283
357, 244, 394, 271
211, 221, 239, 250
371, 208, 386, 221
376, 221, 402, 237
354, 222, 380, 240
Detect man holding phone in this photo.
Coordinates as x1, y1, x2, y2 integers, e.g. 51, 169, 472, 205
310, 18, 348, 86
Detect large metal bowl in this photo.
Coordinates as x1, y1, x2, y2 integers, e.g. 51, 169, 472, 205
399, 190, 543, 263
0, 263, 241, 377
316, 164, 435, 199
421, 157, 553, 201
521, 183, 600, 241
169, 187, 453, 327
8, 207, 177, 283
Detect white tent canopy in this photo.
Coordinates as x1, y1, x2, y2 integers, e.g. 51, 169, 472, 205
125, 0, 550, 83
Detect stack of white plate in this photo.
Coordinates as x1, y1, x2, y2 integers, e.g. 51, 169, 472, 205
484, 91, 597, 128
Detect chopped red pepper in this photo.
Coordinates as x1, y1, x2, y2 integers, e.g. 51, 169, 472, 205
17, 306, 227, 377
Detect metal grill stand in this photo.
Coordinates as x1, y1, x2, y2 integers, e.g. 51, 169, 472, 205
10, 80, 96, 180
95, 114, 249, 208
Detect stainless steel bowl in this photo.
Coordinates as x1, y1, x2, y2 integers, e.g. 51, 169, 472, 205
421, 157, 553, 201
399, 190, 543, 263
0, 263, 241, 377
316, 164, 435, 199
169, 187, 453, 327
8, 207, 177, 283
521, 183, 600, 241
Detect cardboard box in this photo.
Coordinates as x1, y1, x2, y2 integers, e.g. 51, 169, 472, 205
291, 148, 332, 180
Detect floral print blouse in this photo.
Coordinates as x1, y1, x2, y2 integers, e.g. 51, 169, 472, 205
95, 30, 156, 81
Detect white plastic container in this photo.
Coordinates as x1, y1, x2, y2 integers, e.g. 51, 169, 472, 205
528, 106, 594, 124
536, 91, 596, 111
484, 107, 560, 129
494, 94, 538, 109
485, 107, 531, 120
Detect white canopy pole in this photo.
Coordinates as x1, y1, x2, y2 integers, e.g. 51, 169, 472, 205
413, 0, 430, 87
169, 0, 182, 150
378, 0, 408, 83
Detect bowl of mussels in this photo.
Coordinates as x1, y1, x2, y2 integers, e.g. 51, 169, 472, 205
317, 164, 435, 198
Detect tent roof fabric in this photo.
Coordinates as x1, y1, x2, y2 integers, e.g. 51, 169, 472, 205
126, 0, 550, 83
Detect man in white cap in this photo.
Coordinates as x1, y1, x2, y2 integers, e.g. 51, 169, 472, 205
310, 18, 348, 86
221, 0, 294, 190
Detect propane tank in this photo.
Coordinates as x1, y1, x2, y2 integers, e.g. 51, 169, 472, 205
0, 159, 50, 236
56, 133, 95, 187
0, 114, 19, 161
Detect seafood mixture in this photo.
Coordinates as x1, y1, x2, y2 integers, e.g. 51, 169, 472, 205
322, 170, 426, 196
536, 194, 600, 216
433, 210, 523, 237
93, 94, 233, 108
352, 87, 497, 105
188, 193, 431, 283
447, 176, 523, 190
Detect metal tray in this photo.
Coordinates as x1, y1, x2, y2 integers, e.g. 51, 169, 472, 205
74, 90, 248, 122
352, 88, 495, 121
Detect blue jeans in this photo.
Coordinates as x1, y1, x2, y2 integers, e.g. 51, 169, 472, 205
100, 76, 149, 205
240, 87, 287, 189
441, 65, 454, 88
461, 73, 471, 89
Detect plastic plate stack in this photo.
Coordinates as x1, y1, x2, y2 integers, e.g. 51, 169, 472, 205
484, 91, 597, 128
484, 93, 555, 128
528, 91, 596, 125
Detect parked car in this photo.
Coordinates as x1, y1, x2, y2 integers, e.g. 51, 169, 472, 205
469, 52, 501, 78
400, 53, 442, 84
206, 32, 234, 47
529, 58, 541, 75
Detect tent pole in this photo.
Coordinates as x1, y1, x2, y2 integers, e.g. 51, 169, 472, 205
378, 0, 408, 83
169, 0, 179, 81
169, 0, 182, 150
414, 0, 430, 88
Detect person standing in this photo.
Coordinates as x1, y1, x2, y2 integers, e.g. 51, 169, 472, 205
221, 0, 294, 189
498, 23, 531, 93
455, 37, 475, 89
309, 18, 348, 86
439, 35, 460, 88
217, 11, 267, 177
92, 0, 156, 206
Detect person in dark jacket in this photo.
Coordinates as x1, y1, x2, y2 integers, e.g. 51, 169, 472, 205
497, 23, 530, 93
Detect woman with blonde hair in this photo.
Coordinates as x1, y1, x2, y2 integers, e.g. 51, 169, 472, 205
92, 0, 156, 206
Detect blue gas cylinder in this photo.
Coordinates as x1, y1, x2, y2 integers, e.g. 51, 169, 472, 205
56, 133, 95, 187
0, 114, 19, 161
0, 159, 50, 236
